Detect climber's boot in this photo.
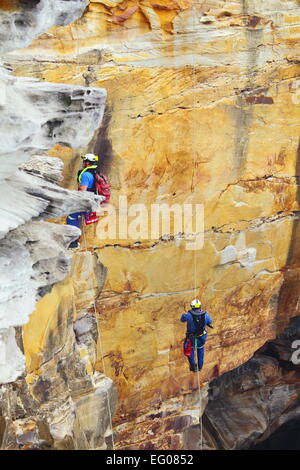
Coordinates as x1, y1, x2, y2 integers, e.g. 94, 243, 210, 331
69, 240, 80, 249
192, 365, 202, 373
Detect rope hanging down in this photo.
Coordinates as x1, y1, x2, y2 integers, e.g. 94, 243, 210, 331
191, 1, 204, 452
73, 4, 203, 450
73, 16, 115, 450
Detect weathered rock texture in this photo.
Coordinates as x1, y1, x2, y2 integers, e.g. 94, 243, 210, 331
0, 254, 117, 449
0, 0, 88, 54
0, 67, 106, 237
1, 0, 300, 449
0, 72, 106, 383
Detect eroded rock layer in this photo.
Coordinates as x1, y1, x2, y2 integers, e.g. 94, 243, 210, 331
15, 251, 117, 449
1, 0, 300, 449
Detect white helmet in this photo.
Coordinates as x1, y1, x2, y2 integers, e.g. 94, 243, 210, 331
191, 299, 201, 309
81, 153, 99, 162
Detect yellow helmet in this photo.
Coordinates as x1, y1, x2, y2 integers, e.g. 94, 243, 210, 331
81, 153, 99, 162
191, 299, 201, 309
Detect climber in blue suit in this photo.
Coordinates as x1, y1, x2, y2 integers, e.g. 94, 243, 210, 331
181, 299, 213, 372
66, 153, 98, 248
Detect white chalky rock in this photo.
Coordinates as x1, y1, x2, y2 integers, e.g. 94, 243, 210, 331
0, 68, 106, 175
0, 0, 88, 54
238, 248, 257, 268
0, 327, 25, 384
0, 68, 106, 238
220, 245, 237, 265
0, 238, 35, 329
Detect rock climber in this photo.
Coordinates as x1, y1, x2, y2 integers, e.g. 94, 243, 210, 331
66, 153, 109, 248
181, 299, 213, 372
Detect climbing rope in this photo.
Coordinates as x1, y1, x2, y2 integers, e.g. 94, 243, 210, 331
195, 339, 203, 451
71, 2, 204, 450
71, 13, 115, 449
191, 2, 204, 452
81, 222, 115, 450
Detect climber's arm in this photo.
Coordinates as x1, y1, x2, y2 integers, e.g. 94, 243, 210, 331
180, 313, 188, 323
206, 312, 213, 328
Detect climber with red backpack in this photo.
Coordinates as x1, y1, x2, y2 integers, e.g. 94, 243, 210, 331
67, 153, 111, 248
181, 299, 213, 372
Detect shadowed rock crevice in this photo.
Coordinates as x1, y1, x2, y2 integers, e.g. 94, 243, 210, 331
200, 316, 300, 450
94, 105, 114, 177
232, 0, 267, 176
249, 417, 300, 450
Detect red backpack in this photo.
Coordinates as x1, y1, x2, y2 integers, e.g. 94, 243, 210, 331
95, 173, 111, 205
183, 338, 193, 357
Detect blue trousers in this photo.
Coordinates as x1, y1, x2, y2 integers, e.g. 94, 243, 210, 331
66, 212, 85, 229
188, 334, 207, 369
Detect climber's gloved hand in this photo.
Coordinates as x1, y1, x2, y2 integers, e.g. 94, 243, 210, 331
207, 324, 214, 329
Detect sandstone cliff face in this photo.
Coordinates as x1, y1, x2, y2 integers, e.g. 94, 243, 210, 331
1, 0, 300, 449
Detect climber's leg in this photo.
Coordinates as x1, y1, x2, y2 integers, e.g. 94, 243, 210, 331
188, 338, 197, 371
66, 212, 83, 248
196, 335, 207, 371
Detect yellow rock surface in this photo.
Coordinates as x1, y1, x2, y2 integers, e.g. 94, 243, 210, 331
23, 277, 75, 377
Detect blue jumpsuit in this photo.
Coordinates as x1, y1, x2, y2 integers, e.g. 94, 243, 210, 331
66, 171, 95, 229
181, 309, 212, 370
